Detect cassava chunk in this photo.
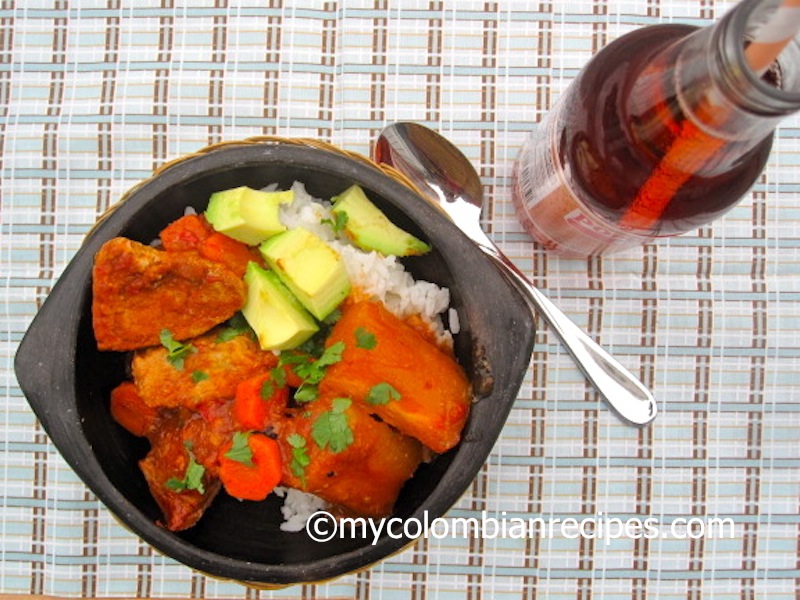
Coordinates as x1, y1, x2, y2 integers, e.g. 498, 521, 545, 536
131, 328, 278, 410
276, 393, 424, 517
319, 300, 471, 454
92, 237, 246, 351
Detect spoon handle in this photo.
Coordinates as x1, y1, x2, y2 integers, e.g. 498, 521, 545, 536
480, 244, 657, 426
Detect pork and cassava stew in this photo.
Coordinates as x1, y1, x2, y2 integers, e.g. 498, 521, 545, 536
92, 183, 471, 531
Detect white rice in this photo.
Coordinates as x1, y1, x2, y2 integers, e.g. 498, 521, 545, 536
273, 486, 328, 532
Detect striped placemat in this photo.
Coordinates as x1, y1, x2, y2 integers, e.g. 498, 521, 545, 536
2, 1, 799, 598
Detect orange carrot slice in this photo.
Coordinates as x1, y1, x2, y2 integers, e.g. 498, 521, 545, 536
218, 433, 282, 501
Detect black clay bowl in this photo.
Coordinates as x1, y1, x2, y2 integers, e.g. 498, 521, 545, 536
14, 139, 535, 586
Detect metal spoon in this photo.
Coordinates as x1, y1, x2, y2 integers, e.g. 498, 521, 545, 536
374, 122, 657, 426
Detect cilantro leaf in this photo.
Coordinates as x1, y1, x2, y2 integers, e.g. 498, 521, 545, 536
261, 378, 275, 399
270, 367, 287, 390
287, 433, 310, 484
294, 383, 318, 404
165, 455, 206, 494
216, 313, 253, 343
286, 341, 346, 404
366, 382, 401, 405
354, 327, 377, 350
224, 432, 254, 467
159, 329, 196, 370
312, 398, 354, 453
321, 210, 348, 233
191, 370, 209, 383
316, 341, 346, 370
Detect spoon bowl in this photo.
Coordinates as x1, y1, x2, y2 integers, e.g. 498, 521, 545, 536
375, 122, 658, 426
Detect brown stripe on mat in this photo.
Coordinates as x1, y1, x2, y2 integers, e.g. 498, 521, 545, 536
207, 0, 229, 146
368, 0, 388, 143
317, 2, 337, 140
262, 0, 282, 134
740, 177, 768, 600
0, 0, 11, 197
686, 235, 713, 598
480, 3, 498, 237
535, 0, 553, 115
577, 254, 603, 599
632, 242, 657, 599
82, 487, 99, 598
152, 0, 174, 171
425, 3, 443, 124
95, 0, 120, 217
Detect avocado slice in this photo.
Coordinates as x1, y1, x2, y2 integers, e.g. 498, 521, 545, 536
205, 186, 294, 245
242, 262, 319, 351
331, 184, 431, 256
259, 228, 351, 321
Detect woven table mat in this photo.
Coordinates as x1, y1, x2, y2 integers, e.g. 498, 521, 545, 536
2, 1, 799, 598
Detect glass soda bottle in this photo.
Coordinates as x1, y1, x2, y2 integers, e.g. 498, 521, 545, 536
512, 0, 800, 257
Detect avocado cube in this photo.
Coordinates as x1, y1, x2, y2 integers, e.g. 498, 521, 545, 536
242, 262, 319, 351
259, 228, 351, 321
331, 184, 431, 256
205, 186, 294, 245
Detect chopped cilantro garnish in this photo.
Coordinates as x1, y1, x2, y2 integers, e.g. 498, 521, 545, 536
165, 454, 206, 494
270, 367, 287, 389
260, 367, 288, 399
366, 382, 401, 405
216, 313, 253, 343
287, 433, 310, 484
321, 210, 348, 233
354, 327, 377, 350
316, 341, 345, 370
191, 370, 209, 383
224, 431, 254, 467
311, 397, 353, 453
261, 378, 275, 399
282, 341, 345, 405
159, 329, 196, 370
294, 383, 318, 404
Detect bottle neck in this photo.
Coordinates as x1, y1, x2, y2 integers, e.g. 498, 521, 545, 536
629, 0, 800, 145
715, 0, 800, 116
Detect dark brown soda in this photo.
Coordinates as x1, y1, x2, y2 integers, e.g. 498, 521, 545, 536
561, 24, 774, 236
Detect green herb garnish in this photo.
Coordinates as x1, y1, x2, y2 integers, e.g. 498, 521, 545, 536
261, 378, 275, 399
366, 382, 401, 405
270, 367, 287, 389
191, 370, 209, 383
216, 313, 253, 343
287, 433, 310, 484
260, 366, 289, 399
294, 383, 319, 404
354, 327, 377, 350
283, 341, 345, 404
224, 431, 254, 467
159, 329, 196, 370
165, 453, 206, 494
311, 397, 354, 453
322, 211, 348, 234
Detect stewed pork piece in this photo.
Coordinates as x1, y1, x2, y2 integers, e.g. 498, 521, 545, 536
92, 237, 246, 351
